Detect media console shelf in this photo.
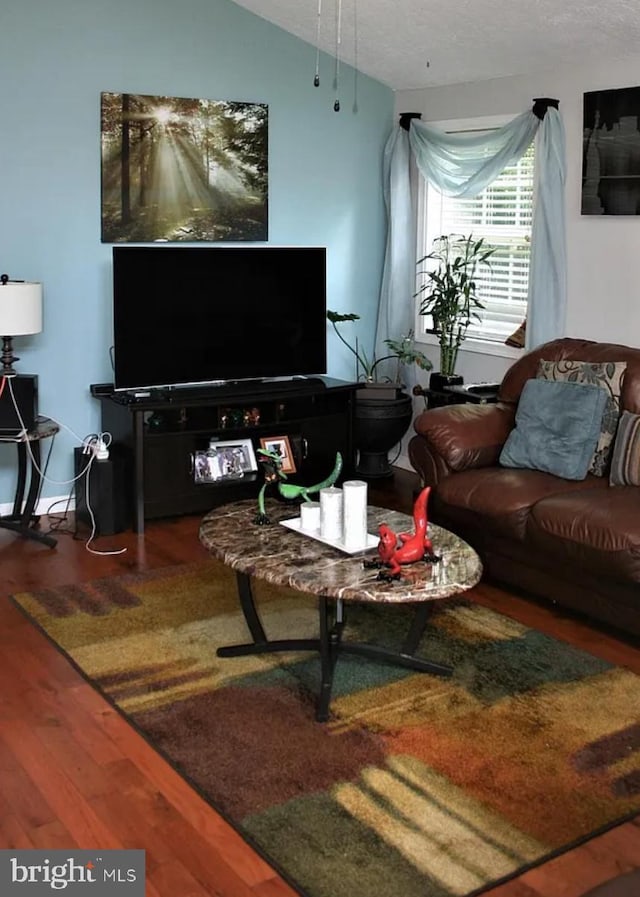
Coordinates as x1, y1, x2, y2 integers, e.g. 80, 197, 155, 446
93, 377, 359, 534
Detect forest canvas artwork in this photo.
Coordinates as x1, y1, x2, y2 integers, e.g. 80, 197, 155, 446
101, 92, 268, 242
582, 85, 640, 215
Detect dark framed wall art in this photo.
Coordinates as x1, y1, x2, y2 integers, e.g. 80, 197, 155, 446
101, 92, 268, 242
582, 85, 640, 215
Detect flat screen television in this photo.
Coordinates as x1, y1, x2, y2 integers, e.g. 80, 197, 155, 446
112, 246, 327, 391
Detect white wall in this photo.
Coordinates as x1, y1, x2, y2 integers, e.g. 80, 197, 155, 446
396, 51, 640, 386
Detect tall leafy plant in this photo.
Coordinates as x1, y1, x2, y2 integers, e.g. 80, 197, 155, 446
416, 234, 495, 377
327, 311, 431, 384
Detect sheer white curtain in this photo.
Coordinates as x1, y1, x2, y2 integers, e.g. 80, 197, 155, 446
375, 103, 566, 357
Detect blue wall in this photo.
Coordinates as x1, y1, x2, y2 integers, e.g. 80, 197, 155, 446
0, 0, 393, 505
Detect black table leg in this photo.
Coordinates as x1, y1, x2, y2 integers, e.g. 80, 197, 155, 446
216, 578, 453, 720
216, 571, 321, 658
21, 440, 42, 524
316, 598, 345, 722
338, 641, 453, 677
402, 602, 433, 656
0, 441, 56, 548
12, 442, 28, 517
236, 571, 267, 643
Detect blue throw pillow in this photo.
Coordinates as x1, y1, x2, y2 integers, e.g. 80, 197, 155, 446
500, 378, 609, 480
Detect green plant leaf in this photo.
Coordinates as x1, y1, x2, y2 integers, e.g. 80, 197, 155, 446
327, 310, 360, 323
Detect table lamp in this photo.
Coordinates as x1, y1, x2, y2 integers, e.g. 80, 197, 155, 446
0, 274, 43, 377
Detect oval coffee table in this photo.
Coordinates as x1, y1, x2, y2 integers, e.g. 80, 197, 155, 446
199, 498, 482, 721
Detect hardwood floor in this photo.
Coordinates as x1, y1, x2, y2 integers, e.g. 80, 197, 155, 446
0, 468, 638, 897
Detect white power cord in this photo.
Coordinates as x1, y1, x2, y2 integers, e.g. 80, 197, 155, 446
5, 379, 102, 486
3, 377, 126, 555
82, 459, 126, 557
82, 432, 112, 461
95, 438, 110, 461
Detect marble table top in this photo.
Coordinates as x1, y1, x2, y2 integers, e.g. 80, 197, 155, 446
199, 499, 482, 605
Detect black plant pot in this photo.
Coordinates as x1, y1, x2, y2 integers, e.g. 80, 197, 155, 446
429, 372, 464, 392
354, 392, 413, 479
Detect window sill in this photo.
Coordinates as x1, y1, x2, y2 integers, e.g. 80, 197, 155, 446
416, 332, 525, 361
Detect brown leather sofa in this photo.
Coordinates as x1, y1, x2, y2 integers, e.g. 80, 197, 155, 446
408, 338, 640, 638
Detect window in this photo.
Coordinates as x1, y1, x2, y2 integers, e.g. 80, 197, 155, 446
417, 121, 534, 346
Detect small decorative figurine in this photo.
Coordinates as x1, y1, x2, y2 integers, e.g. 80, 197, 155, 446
229, 408, 244, 427
255, 451, 343, 525
365, 486, 440, 580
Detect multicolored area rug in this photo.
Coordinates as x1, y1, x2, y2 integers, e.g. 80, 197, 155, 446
11, 561, 640, 897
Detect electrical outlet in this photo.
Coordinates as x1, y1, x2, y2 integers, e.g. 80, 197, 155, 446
95, 440, 109, 460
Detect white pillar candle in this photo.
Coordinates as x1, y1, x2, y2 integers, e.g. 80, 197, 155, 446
342, 480, 368, 550
300, 500, 321, 532
319, 487, 343, 541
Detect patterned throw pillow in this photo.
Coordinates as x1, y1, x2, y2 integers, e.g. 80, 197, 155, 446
536, 360, 626, 476
609, 411, 640, 486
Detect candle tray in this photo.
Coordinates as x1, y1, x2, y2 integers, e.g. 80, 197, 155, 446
280, 517, 379, 555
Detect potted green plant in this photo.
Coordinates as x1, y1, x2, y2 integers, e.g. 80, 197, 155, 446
326, 310, 432, 478
326, 310, 432, 396
415, 234, 495, 390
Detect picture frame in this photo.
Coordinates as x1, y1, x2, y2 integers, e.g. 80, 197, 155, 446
259, 435, 296, 474
193, 438, 257, 484
101, 91, 268, 242
582, 85, 640, 215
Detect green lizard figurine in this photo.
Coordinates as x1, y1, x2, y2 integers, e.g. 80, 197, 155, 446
255, 450, 343, 525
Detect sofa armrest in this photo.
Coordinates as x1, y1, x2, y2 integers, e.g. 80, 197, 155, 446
408, 435, 456, 488
412, 402, 516, 471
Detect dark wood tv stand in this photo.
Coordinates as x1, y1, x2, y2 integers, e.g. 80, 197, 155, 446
93, 377, 359, 534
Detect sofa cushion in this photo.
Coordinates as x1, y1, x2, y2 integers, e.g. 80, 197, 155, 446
536, 359, 626, 475
527, 487, 640, 582
499, 379, 608, 480
434, 466, 607, 541
610, 411, 640, 487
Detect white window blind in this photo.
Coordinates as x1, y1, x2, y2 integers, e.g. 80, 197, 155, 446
421, 138, 534, 344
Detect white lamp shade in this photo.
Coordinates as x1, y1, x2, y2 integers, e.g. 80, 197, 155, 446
0, 281, 43, 335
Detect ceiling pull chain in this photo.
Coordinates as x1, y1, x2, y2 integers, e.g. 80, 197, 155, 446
352, 0, 359, 113
314, 0, 357, 112
334, 0, 342, 111
314, 0, 322, 87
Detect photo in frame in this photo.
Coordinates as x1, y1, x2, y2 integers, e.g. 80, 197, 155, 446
582, 85, 640, 215
193, 439, 258, 484
259, 435, 296, 474
101, 91, 268, 242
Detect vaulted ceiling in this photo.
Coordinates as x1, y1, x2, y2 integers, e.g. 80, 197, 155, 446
232, 0, 640, 90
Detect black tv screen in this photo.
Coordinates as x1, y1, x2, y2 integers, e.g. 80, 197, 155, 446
112, 246, 327, 391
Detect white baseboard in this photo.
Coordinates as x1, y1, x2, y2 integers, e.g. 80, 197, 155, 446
0, 494, 75, 517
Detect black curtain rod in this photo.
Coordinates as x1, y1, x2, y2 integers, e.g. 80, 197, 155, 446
399, 102, 559, 129
399, 112, 422, 131
532, 97, 559, 120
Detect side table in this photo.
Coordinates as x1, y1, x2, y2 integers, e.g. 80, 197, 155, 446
443, 383, 500, 404
413, 383, 499, 410
0, 418, 59, 547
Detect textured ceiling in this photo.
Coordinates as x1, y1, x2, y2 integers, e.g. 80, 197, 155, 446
232, 0, 640, 90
